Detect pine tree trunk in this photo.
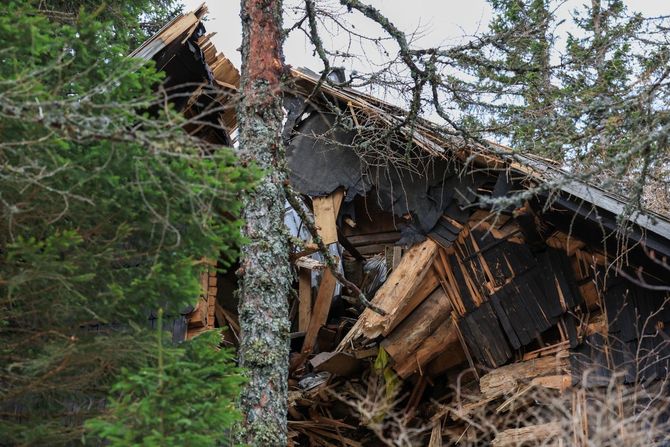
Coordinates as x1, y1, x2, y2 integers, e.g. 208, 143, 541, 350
237, 0, 290, 444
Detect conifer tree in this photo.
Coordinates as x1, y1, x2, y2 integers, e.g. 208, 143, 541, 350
483, 0, 564, 158
452, 0, 668, 208
0, 2, 254, 444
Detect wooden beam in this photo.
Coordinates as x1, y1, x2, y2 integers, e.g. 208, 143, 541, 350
312, 189, 344, 245
337, 239, 439, 346
381, 286, 450, 367
393, 318, 461, 379
347, 231, 401, 246
302, 268, 338, 354
298, 269, 312, 332
491, 423, 562, 447
479, 350, 570, 399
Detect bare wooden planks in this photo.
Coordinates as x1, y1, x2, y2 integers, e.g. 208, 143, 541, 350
382, 286, 450, 368
394, 318, 462, 379
298, 269, 312, 332
479, 350, 570, 399
312, 189, 344, 245
300, 189, 345, 351
301, 268, 337, 354
338, 238, 439, 346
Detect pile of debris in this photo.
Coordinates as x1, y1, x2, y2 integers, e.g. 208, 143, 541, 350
279, 188, 670, 445
135, 6, 670, 445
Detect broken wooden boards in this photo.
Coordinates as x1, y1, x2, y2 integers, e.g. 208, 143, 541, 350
300, 189, 345, 355
479, 350, 571, 400
338, 238, 439, 345
336, 210, 589, 379
312, 189, 344, 245
444, 228, 584, 369
301, 268, 337, 354
186, 260, 218, 339
137, 10, 670, 445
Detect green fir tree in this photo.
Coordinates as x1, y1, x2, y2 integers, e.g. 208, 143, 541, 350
0, 2, 255, 445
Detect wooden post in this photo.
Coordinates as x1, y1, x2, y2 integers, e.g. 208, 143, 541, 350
298, 269, 312, 332
302, 267, 338, 354
312, 189, 344, 245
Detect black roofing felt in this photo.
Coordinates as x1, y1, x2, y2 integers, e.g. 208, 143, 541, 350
287, 112, 493, 235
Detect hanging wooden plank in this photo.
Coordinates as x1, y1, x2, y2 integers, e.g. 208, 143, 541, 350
312, 189, 345, 245
302, 268, 338, 354
337, 239, 439, 346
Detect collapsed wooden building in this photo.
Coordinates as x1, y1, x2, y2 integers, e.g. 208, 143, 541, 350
135, 6, 670, 445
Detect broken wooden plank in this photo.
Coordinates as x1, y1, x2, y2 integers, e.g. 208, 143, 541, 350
392, 246, 403, 269
439, 251, 467, 316
381, 286, 450, 367
428, 421, 443, 447
337, 239, 439, 346
295, 256, 326, 270
531, 374, 572, 392
312, 189, 344, 245
302, 268, 338, 354
215, 302, 240, 337
394, 318, 461, 379
491, 422, 562, 447
347, 231, 401, 246
290, 243, 320, 262
479, 350, 570, 399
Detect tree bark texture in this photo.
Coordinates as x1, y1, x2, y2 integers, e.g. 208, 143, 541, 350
237, 0, 290, 444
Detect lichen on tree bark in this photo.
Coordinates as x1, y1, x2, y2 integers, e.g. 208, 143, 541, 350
237, 0, 291, 444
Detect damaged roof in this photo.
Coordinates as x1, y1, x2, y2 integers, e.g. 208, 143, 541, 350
134, 6, 670, 445
131, 4, 670, 248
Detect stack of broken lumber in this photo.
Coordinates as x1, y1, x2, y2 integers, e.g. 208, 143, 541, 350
257, 189, 647, 445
